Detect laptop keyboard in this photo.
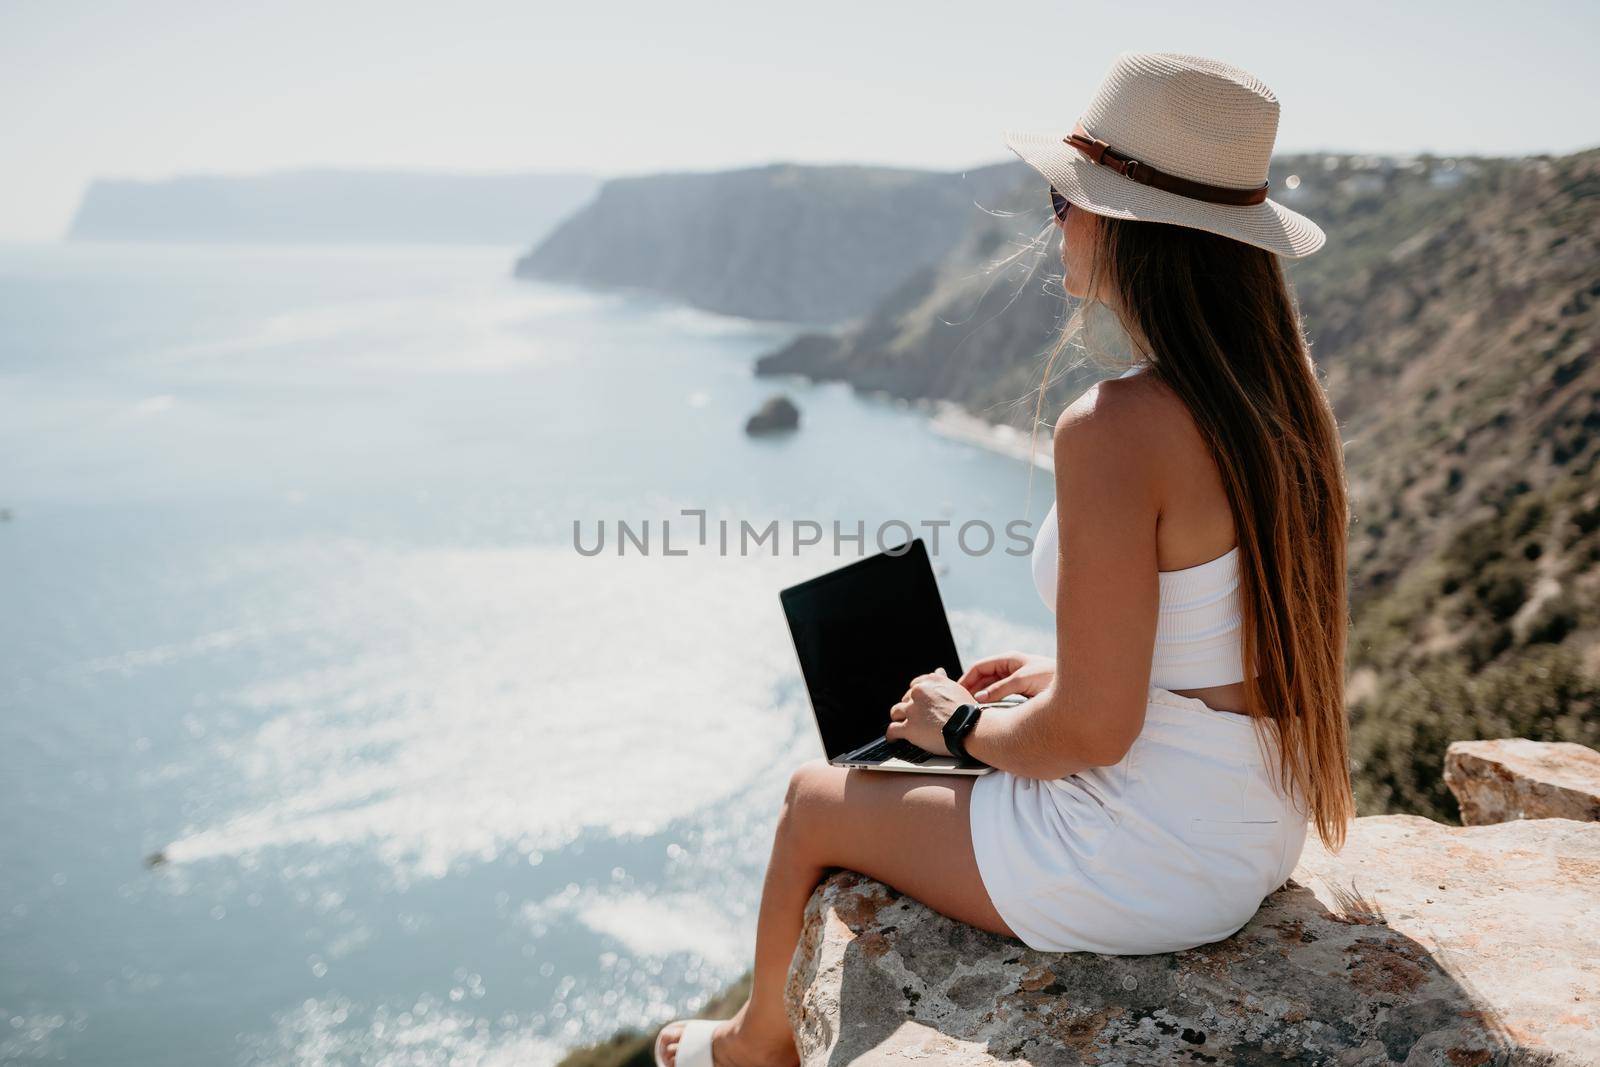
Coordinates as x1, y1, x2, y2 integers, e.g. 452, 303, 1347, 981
849, 738, 937, 764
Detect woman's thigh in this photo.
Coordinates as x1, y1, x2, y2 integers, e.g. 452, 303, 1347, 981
784, 758, 1015, 939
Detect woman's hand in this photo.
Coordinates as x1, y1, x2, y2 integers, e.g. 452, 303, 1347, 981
958, 651, 1056, 702
885, 668, 978, 754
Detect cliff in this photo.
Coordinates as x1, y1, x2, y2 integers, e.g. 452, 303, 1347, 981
66, 169, 598, 245
514, 162, 1027, 324
787, 741, 1600, 1066
752, 173, 1096, 425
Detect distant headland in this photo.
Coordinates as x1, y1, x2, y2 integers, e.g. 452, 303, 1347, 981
65, 169, 599, 246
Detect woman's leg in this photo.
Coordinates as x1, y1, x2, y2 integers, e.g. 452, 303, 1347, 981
658, 758, 1014, 1067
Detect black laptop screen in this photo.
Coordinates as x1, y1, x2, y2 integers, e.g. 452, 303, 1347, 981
779, 540, 963, 760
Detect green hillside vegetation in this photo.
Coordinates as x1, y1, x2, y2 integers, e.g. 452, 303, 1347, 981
1312, 150, 1600, 816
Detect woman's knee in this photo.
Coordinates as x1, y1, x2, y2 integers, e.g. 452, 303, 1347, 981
785, 757, 841, 804
781, 758, 846, 840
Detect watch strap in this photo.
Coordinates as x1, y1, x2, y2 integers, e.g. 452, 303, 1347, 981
943, 703, 983, 762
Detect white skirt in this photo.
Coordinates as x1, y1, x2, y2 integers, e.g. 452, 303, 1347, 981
968, 686, 1308, 954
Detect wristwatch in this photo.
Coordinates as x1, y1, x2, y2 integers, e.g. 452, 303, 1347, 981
943, 703, 985, 764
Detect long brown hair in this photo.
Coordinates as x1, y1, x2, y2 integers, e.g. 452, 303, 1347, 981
1036, 213, 1355, 849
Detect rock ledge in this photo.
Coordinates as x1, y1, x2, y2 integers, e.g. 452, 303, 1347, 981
1445, 738, 1600, 825
786, 815, 1600, 1066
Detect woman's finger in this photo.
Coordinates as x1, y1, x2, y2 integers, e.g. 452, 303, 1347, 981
975, 670, 1024, 702
956, 666, 995, 690
958, 654, 1021, 691
958, 665, 1008, 692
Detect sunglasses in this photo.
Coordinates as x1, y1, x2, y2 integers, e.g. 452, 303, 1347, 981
1049, 186, 1071, 225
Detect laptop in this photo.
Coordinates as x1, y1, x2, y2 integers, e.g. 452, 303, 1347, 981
779, 539, 1002, 775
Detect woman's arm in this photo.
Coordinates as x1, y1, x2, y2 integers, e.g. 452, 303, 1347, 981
968, 384, 1160, 776
889, 383, 1161, 778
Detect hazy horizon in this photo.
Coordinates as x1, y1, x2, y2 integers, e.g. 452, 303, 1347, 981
4, 0, 1599, 241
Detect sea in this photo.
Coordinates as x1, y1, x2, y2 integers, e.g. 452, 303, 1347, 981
0, 242, 1054, 1065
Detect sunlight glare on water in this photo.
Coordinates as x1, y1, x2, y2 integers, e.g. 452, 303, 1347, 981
158, 546, 815, 879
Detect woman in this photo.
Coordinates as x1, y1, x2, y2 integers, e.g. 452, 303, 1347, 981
657, 51, 1353, 1067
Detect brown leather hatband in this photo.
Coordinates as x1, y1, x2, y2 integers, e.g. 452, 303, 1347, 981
1064, 126, 1269, 207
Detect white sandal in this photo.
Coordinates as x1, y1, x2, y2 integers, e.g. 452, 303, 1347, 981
653, 1018, 720, 1067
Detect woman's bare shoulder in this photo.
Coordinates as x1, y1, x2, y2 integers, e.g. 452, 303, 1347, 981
1050, 376, 1167, 511
1052, 369, 1195, 468
1051, 367, 1227, 540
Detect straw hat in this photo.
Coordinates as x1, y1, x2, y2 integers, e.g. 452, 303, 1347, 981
1005, 52, 1324, 258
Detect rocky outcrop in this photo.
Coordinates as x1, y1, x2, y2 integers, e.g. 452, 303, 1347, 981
1445, 738, 1600, 825
745, 395, 801, 436
786, 815, 1600, 1066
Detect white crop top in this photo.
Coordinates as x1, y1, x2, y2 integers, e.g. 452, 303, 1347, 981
1031, 363, 1250, 690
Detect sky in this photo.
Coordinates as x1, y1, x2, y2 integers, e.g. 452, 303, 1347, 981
2, 0, 1597, 241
